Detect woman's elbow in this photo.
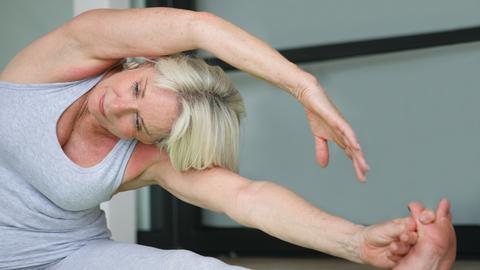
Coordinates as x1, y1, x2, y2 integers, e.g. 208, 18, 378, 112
189, 11, 224, 46
228, 180, 272, 227
193, 11, 219, 22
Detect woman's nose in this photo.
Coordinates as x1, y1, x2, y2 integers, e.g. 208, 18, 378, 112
109, 98, 137, 115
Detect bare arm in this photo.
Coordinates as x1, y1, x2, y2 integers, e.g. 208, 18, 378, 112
143, 155, 363, 262
1, 8, 309, 90
1, 7, 368, 179
0, 8, 199, 83
140, 155, 412, 266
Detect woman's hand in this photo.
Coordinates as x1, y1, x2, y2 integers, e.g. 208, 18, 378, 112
353, 217, 418, 268
353, 203, 442, 269
299, 83, 370, 181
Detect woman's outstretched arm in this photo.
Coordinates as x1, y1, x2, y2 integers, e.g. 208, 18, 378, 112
140, 154, 415, 268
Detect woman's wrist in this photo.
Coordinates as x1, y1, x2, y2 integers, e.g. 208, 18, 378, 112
344, 224, 368, 264
288, 70, 320, 102
317, 222, 366, 264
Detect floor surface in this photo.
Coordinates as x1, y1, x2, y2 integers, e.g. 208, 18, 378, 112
221, 258, 480, 270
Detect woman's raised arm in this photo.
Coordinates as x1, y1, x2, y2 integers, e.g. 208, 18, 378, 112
0, 8, 199, 83
181, 10, 369, 180
1, 7, 368, 179
3, 8, 304, 84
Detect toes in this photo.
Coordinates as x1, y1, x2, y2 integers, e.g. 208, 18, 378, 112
419, 209, 435, 224
437, 198, 451, 219
408, 201, 425, 219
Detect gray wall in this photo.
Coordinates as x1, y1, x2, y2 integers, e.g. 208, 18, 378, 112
197, 0, 480, 49
196, 1, 480, 226
0, 0, 73, 70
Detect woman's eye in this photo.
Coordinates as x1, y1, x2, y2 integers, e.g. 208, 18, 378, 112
135, 112, 141, 131
133, 82, 140, 97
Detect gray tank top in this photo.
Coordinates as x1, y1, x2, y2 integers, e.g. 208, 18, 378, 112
0, 75, 138, 269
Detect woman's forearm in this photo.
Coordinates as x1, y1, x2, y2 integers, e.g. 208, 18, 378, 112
191, 12, 318, 98
152, 163, 365, 262
231, 180, 364, 263
70, 8, 317, 98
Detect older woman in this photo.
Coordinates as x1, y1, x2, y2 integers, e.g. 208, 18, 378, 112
0, 8, 452, 270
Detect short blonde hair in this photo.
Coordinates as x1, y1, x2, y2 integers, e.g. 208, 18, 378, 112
149, 54, 245, 172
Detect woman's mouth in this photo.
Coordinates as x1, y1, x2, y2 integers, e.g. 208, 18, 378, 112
99, 94, 106, 117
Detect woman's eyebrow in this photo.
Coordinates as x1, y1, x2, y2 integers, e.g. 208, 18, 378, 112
140, 78, 153, 137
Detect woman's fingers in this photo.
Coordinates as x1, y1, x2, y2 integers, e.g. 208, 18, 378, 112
392, 217, 416, 231
307, 107, 370, 181
333, 131, 347, 150
351, 151, 368, 181
400, 231, 418, 245
355, 151, 369, 179
336, 131, 369, 181
358, 150, 370, 171
338, 124, 370, 180
380, 221, 410, 241
353, 157, 366, 182
389, 241, 411, 256
386, 250, 403, 262
342, 146, 365, 181
314, 137, 329, 168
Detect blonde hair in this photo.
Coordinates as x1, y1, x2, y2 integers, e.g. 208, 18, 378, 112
145, 54, 245, 172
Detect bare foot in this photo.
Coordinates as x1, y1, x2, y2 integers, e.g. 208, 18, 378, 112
394, 198, 456, 270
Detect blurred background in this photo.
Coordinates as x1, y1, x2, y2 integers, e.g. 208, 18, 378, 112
1, 0, 479, 268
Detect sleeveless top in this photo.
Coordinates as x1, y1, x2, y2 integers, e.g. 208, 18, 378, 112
0, 75, 138, 269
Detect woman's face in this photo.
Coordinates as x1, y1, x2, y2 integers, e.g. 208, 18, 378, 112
88, 66, 180, 144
